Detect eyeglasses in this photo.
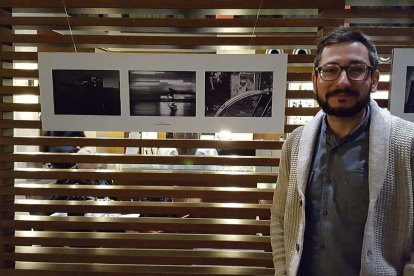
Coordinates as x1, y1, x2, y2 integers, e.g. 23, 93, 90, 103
316, 64, 373, 81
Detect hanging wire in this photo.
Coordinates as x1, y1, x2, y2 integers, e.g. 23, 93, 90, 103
248, 0, 263, 51
62, 0, 77, 52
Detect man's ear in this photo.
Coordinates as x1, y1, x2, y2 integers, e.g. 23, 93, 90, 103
311, 71, 318, 95
370, 69, 380, 92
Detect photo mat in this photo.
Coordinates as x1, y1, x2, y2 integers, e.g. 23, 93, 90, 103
390, 48, 414, 122
39, 53, 287, 133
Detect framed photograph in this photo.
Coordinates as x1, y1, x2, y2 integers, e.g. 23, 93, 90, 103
52, 69, 121, 116
389, 48, 414, 122
205, 71, 273, 117
39, 53, 287, 133
129, 70, 196, 117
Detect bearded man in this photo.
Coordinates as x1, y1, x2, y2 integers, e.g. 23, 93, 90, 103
270, 27, 414, 276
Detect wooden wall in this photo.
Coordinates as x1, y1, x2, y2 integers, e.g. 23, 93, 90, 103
0, 1, 413, 275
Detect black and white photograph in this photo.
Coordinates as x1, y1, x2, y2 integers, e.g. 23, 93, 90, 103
52, 69, 121, 115
205, 71, 273, 117
390, 48, 414, 122
129, 70, 196, 117
404, 66, 414, 113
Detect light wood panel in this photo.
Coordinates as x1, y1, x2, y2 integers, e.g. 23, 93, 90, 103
0, 0, 343, 9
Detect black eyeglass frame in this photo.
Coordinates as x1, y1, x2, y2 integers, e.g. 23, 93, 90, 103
315, 64, 373, 81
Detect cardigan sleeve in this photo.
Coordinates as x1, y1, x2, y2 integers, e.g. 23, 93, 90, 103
270, 136, 293, 275
403, 138, 414, 276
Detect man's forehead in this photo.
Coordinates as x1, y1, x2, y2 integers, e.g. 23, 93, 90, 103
320, 41, 370, 64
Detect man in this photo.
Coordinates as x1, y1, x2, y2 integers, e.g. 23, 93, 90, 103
270, 27, 414, 276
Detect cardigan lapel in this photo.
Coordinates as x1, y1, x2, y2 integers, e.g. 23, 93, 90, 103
367, 100, 391, 202
296, 100, 390, 200
296, 111, 324, 195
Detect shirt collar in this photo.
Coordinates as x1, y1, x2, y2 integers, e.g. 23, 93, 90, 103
321, 105, 371, 145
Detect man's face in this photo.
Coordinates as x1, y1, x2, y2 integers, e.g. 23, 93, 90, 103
312, 41, 380, 117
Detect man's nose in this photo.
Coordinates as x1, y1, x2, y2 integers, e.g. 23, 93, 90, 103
335, 69, 351, 86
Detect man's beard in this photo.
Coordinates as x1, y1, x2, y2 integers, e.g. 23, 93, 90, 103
315, 88, 370, 117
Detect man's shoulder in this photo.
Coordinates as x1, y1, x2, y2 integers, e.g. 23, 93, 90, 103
283, 126, 305, 150
289, 126, 304, 140
286, 115, 320, 142
388, 116, 414, 149
392, 115, 414, 134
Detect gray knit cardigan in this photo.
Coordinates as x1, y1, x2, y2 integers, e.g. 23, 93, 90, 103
271, 100, 414, 276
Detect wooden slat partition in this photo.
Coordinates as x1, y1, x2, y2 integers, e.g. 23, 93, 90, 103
1, 0, 413, 274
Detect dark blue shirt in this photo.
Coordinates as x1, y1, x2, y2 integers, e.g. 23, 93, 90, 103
298, 107, 370, 276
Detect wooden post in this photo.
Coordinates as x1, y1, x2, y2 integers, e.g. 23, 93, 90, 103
0, 6, 15, 270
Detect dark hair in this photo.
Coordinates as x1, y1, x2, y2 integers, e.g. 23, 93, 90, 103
314, 27, 378, 71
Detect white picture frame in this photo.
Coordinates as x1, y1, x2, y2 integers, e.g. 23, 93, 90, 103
389, 48, 414, 122
39, 53, 287, 133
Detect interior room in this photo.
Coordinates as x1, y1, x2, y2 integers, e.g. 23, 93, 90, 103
1, 0, 413, 274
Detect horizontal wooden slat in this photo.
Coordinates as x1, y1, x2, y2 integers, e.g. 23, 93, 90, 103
0, 152, 279, 166
322, 8, 414, 19
323, 26, 414, 37
378, 64, 392, 72
284, 99, 388, 116
0, 0, 343, 9
6, 231, 272, 250
0, 119, 42, 129
351, 27, 414, 37
0, 52, 38, 61
285, 107, 319, 116
7, 246, 273, 267
2, 215, 271, 235
7, 183, 274, 198
5, 199, 270, 218
0, 34, 319, 47
0, 86, 39, 95
287, 72, 311, 81
3, 34, 412, 48
0, 69, 312, 82
284, 124, 301, 133
287, 55, 315, 63
0, 69, 38, 78
286, 90, 314, 99
0, 137, 283, 150
352, 40, 414, 46
0, 17, 343, 29
377, 82, 390, 90
2, 184, 274, 201
376, 45, 414, 55
2, 168, 277, 187
0, 103, 40, 112
7, 262, 274, 275
375, 99, 389, 108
